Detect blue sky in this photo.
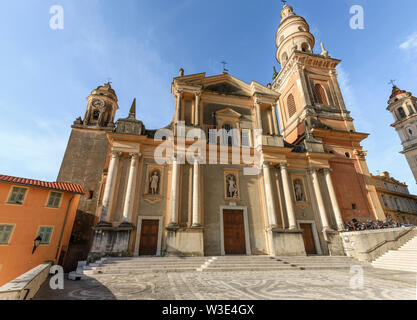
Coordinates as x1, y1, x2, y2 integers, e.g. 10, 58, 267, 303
1, 0, 417, 193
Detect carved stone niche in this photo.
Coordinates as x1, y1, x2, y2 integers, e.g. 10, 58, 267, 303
291, 176, 309, 206
223, 169, 240, 202
144, 164, 165, 203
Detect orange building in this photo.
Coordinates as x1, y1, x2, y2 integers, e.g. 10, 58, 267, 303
0, 175, 83, 286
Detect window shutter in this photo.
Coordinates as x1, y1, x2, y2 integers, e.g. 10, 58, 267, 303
315, 84, 328, 105
287, 94, 296, 118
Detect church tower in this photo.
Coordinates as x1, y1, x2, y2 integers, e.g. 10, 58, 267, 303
57, 83, 119, 270
273, 4, 385, 221
387, 85, 417, 183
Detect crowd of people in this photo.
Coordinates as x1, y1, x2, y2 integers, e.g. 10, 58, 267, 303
343, 218, 414, 232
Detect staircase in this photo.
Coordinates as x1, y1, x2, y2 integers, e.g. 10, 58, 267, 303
372, 236, 417, 273
72, 255, 369, 277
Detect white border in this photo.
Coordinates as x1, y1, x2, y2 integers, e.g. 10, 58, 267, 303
134, 216, 163, 257
297, 220, 322, 255
219, 206, 251, 256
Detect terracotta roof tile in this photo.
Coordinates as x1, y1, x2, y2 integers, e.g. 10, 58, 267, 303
0, 175, 84, 194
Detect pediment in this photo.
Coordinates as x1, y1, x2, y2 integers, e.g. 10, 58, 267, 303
216, 108, 242, 119
204, 82, 250, 97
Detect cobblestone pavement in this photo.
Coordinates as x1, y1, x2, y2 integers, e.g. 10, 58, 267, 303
35, 267, 417, 300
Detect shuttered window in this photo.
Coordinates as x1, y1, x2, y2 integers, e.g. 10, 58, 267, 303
0, 225, 14, 244
315, 84, 328, 105
37, 226, 54, 244
47, 192, 62, 208
287, 94, 296, 118
7, 187, 27, 205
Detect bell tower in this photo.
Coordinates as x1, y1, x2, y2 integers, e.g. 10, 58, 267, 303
272, 4, 385, 221
57, 83, 119, 271
387, 85, 417, 183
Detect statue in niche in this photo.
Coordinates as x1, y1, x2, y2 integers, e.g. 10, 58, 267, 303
294, 179, 306, 202
149, 171, 160, 195
227, 175, 238, 199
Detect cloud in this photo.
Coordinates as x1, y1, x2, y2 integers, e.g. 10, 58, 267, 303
399, 33, 417, 51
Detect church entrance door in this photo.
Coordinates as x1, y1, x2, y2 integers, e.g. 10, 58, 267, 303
223, 210, 246, 255
139, 220, 159, 256
300, 223, 317, 255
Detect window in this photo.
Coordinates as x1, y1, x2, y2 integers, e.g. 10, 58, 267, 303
93, 110, 100, 120
397, 107, 406, 119
380, 195, 388, 208
301, 43, 309, 52
37, 226, 54, 244
287, 94, 296, 118
0, 225, 14, 244
241, 130, 250, 147
352, 203, 357, 210
315, 84, 329, 105
47, 192, 62, 208
394, 198, 401, 211
7, 187, 27, 205
221, 124, 234, 147
345, 152, 351, 158
376, 181, 381, 189
87, 191, 94, 200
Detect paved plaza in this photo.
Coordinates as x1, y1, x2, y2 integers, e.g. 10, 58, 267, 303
35, 267, 417, 300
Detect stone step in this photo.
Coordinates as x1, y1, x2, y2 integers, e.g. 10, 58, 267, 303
372, 266, 417, 273
102, 261, 209, 266
94, 267, 199, 274
372, 261, 417, 267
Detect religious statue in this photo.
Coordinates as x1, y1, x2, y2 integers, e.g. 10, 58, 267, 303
294, 179, 305, 202
227, 175, 238, 199
150, 171, 160, 195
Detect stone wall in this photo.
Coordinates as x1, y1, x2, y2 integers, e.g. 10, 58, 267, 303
341, 227, 417, 262
0, 262, 52, 300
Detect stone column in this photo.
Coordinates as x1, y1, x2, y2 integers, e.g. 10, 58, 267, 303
330, 70, 347, 111
121, 153, 140, 226
194, 92, 201, 126
168, 155, 180, 227
280, 163, 297, 230
309, 168, 332, 231
255, 99, 263, 132
192, 159, 201, 227
263, 163, 278, 227
271, 104, 279, 135
98, 151, 121, 226
323, 168, 344, 231
297, 65, 312, 106
175, 90, 183, 123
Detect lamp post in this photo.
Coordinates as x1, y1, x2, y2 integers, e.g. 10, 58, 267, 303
32, 236, 42, 254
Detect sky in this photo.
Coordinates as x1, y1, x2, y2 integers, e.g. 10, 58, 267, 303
0, 0, 417, 193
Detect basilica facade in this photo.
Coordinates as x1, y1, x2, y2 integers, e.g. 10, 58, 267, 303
58, 5, 384, 267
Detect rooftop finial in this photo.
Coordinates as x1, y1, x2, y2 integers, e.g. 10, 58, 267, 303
221, 61, 229, 73
281, 0, 287, 6
179, 68, 184, 77
388, 79, 397, 88
129, 98, 136, 119
320, 42, 329, 57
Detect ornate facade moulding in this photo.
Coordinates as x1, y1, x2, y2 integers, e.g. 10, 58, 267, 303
273, 51, 341, 89
311, 128, 369, 142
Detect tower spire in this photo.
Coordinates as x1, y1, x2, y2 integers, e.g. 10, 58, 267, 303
129, 98, 136, 119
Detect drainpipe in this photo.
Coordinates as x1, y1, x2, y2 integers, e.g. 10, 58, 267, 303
55, 194, 75, 263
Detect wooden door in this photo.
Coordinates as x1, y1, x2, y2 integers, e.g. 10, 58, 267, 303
139, 220, 159, 256
223, 210, 246, 255
300, 223, 317, 255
